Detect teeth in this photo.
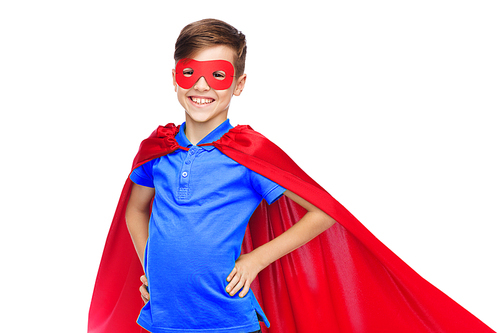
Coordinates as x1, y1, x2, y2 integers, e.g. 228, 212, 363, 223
191, 97, 213, 105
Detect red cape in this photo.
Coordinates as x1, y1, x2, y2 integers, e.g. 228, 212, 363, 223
89, 124, 493, 333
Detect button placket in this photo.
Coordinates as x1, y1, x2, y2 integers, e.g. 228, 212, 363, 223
178, 147, 198, 200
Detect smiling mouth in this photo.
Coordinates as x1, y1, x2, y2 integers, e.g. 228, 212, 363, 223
189, 97, 215, 105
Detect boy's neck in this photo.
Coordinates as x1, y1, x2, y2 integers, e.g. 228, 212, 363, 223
184, 114, 228, 145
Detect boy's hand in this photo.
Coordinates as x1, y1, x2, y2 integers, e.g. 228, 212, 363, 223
140, 275, 150, 304
226, 253, 263, 298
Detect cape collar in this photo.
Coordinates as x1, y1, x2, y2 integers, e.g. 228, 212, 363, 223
154, 122, 254, 153
176, 119, 233, 152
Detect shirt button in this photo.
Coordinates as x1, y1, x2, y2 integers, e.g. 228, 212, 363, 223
185, 160, 191, 165
182, 171, 188, 178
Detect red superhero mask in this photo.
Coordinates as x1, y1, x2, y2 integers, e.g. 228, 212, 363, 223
175, 58, 235, 90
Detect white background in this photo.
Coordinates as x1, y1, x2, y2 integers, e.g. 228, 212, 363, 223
1, 1, 498, 332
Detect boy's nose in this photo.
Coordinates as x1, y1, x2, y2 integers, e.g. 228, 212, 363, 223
193, 76, 211, 91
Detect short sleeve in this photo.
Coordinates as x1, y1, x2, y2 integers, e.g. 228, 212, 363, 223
249, 170, 286, 204
130, 160, 155, 188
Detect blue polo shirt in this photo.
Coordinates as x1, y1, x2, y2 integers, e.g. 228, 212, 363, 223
130, 120, 286, 333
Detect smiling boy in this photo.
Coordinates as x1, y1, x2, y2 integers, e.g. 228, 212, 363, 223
89, 18, 495, 333
124, 20, 334, 333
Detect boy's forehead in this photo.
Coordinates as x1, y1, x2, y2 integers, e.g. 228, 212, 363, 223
188, 45, 237, 66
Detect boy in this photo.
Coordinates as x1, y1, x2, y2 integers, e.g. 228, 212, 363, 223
125, 19, 334, 333
89, 19, 494, 333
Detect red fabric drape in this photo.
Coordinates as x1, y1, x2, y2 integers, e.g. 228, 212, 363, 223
89, 124, 494, 333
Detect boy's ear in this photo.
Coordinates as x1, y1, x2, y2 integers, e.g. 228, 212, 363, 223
233, 74, 247, 96
172, 69, 178, 92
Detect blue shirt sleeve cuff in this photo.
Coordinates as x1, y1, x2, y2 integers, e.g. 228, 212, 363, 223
263, 184, 286, 204
130, 170, 155, 188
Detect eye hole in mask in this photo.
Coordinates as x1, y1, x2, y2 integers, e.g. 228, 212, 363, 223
175, 58, 235, 90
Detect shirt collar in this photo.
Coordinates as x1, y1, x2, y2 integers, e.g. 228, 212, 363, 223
176, 119, 233, 151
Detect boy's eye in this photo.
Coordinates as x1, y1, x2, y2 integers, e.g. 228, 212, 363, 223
182, 68, 194, 77
213, 71, 226, 80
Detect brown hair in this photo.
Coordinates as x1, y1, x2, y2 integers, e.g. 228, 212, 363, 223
174, 19, 247, 78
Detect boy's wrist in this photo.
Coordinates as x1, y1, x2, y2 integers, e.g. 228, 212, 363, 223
249, 246, 272, 272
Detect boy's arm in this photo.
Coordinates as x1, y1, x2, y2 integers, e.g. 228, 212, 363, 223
125, 183, 155, 266
226, 190, 336, 298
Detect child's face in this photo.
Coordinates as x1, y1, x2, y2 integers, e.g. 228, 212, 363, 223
172, 45, 246, 126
